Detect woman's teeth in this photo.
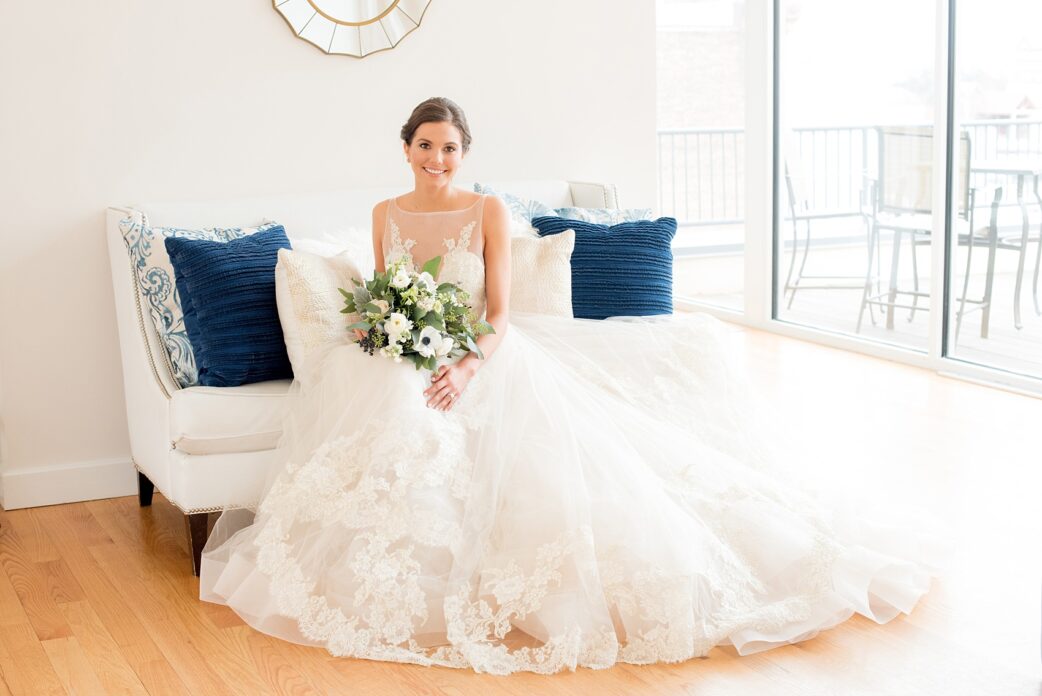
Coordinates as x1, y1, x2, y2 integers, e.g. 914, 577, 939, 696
423, 167, 446, 175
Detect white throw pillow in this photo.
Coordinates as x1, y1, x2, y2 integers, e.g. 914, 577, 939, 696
275, 248, 364, 372
283, 227, 376, 273
510, 230, 575, 317
509, 219, 540, 238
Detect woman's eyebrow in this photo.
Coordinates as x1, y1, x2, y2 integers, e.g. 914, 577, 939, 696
416, 138, 459, 147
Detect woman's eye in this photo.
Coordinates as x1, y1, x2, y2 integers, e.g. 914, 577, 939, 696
445, 147, 456, 153
419, 143, 429, 149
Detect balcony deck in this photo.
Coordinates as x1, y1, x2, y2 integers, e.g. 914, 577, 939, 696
675, 229, 1042, 378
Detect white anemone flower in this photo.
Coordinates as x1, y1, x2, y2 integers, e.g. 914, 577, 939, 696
383, 312, 412, 336
435, 336, 455, 358
415, 326, 443, 358
390, 268, 412, 289
416, 271, 436, 292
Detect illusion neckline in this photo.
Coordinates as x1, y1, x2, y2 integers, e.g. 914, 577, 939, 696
391, 194, 483, 215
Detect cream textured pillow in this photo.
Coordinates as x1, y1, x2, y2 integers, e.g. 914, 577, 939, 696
510, 230, 575, 317
275, 248, 364, 370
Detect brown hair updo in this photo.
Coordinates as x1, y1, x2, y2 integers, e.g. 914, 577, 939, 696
400, 97, 472, 154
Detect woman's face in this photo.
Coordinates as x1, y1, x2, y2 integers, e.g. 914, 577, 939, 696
403, 120, 465, 186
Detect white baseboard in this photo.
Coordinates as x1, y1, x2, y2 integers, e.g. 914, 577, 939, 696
0, 458, 137, 510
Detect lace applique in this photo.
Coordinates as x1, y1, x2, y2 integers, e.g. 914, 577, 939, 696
388, 218, 417, 268
441, 529, 618, 674
443, 221, 476, 253
252, 413, 478, 661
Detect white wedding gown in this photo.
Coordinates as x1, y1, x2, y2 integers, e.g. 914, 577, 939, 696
200, 196, 937, 675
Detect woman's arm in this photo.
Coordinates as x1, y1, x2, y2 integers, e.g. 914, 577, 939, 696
459, 194, 510, 373
425, 195, 511, 410
372, 200, 388, 275
355, 201, 390, 341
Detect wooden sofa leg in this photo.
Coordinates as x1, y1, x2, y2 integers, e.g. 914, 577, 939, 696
137, 471, 155, 507
185, 513, 210, 577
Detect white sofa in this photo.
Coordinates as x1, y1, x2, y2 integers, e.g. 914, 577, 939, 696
106, 180, 619, 574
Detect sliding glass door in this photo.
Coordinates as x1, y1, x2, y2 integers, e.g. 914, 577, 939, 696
946, 0, 1042, 379
659, 0, 1042, 392
774, 0, 938, 351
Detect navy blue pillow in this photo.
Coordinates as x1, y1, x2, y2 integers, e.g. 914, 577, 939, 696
531, 216, 676, 320
165, 226, 293, 387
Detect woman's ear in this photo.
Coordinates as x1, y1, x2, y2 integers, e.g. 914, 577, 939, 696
402, 141, 410, 162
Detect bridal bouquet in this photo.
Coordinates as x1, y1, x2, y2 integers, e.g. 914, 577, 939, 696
339, 256, 494, 370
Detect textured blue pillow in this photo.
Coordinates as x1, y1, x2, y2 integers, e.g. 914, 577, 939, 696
531, 216, 676, 320
164, 226, 293, 387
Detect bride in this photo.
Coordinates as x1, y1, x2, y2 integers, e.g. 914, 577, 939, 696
200, 97, 935, 675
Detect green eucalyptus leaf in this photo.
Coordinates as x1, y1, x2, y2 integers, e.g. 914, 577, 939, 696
425, 313, 445, 332
352, 286, 372, 309
347, 321, 371, 331
466, 335, 485, 360
421, 256, 442, 278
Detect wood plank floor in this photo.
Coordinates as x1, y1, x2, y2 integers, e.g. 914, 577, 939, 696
2, 324, 1041, 695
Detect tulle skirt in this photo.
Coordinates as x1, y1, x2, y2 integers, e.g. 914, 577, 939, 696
199, 312, 941, 675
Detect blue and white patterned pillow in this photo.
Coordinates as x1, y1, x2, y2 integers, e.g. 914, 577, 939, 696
554, 207, 653, 224
118, 210, 280, 387
473, 183, 558, 224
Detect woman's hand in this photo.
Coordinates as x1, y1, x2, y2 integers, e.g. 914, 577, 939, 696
424, 363, 475, 411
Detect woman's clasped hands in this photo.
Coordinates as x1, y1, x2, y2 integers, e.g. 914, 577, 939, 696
424, 362, 474, 411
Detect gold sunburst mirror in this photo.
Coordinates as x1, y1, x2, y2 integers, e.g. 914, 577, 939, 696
274, 0, 432, 58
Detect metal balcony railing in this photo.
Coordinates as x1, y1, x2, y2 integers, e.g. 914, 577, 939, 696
658, 118, 1042, 228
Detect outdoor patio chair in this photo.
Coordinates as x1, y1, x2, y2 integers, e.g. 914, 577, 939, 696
857, 126, 994, 344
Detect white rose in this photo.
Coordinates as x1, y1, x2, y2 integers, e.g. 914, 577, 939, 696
383, 312, 413, 336
416, 271, 436, 292
417, 295, 435, 312
415, 326, 442, 358
390, 268, 412, 289
435, 336, 455, 358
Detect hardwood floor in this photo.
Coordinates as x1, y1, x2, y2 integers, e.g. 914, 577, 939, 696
1, 324, 1040, 695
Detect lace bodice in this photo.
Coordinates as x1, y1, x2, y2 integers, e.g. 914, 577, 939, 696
383, 195, 487, 319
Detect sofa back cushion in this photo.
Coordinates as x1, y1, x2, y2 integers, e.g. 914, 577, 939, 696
164, 226, 293, 387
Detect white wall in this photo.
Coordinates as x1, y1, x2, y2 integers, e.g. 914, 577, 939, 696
0, 1, 656, 505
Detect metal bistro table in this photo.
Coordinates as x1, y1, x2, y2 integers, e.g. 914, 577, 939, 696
970, 160, 1042, 329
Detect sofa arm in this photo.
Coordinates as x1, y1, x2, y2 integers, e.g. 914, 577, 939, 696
107, 207, 179, 493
